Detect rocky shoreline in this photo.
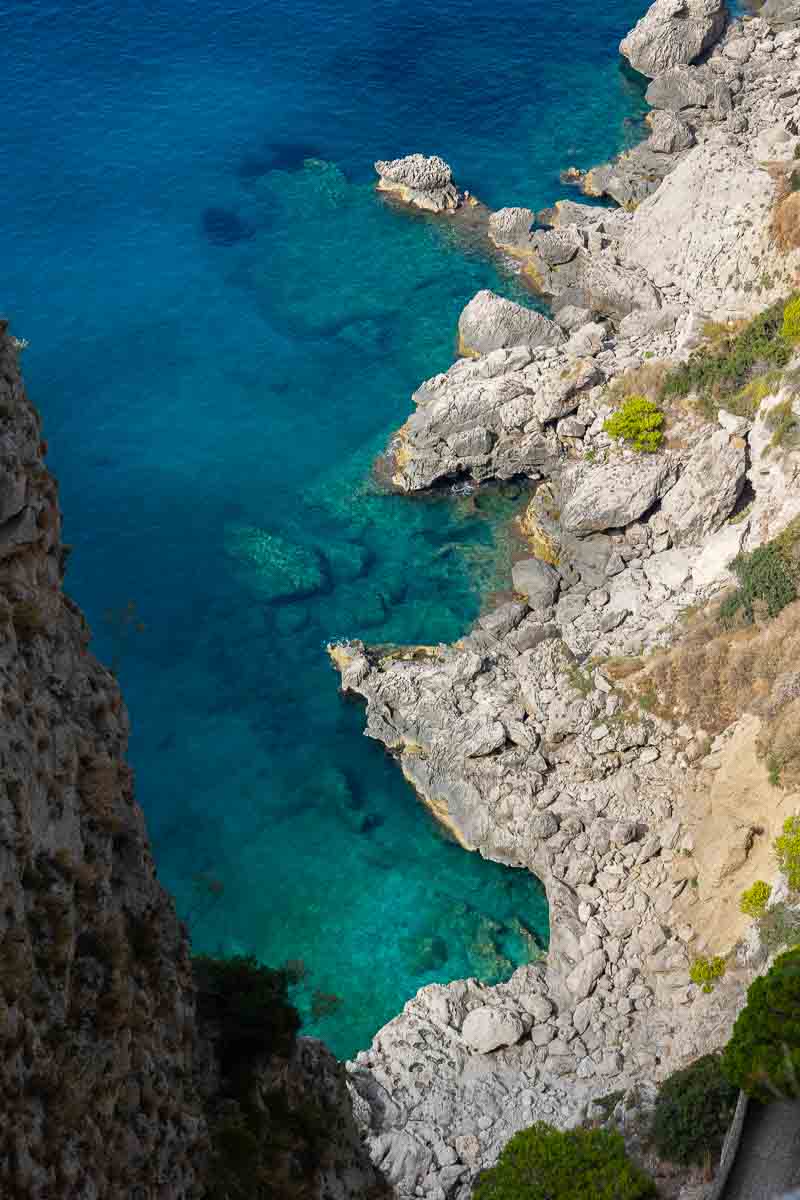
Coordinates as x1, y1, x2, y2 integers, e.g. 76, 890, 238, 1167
330, 3, 800, 1197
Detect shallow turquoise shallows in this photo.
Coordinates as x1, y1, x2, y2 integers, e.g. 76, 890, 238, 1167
1, 0, 647, 1057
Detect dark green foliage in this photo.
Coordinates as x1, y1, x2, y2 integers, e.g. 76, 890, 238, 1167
651, 1054, 738, 1165
193, 953, 300, 1078
722, 946, 800, 1102
661, 298, 793, 408
718, 541, 798, 626
472, 1122, 657, 1200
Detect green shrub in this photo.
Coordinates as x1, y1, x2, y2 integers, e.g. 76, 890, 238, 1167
689, 955, 726, 993
192, 953, 300, 1077
782, 295, 800, 342
721, 946, 800, 1102
775, 814, 800, 890
662, 298, 792, 407
740, 880, 773, 919
603, 395, 665, 453
472, 1123, 656, 1200
651, 1054, 738, 1166
718, 543, 797, 626
766, 397, 800, 451
757, 902, 800, 953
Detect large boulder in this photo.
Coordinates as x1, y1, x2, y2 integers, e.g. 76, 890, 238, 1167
374, 153, 460, 212
559, 456, 679, 535
645, 65, 711, 111
461, 1006, 526, 1053
619, 0, 728, 78
622, 138, 800, 314
761, 0, 800, 26
458, 290, 564, 355
488, 207, 535, 250
512, 558, 561, 610
659, 429, 746, 546
647, 110, 695, 154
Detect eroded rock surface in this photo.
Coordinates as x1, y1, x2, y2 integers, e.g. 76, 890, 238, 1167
375, 153, 460, 212
458, 290, 564, 355
619, 0, 728, 78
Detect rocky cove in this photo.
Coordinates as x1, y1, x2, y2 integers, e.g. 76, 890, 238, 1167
331, 3, 800, 1197
2, 0, 800, 1198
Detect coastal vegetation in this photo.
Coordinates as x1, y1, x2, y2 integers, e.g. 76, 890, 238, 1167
661, 295, 797, 417
774, 814, 800, 890
472, 1123, 656, 1199
603, 395, 665, 453
651, 1054, 738, 1167
689, 955, 727, 993
721, 946, 800, 1102
739, 880, 772, 919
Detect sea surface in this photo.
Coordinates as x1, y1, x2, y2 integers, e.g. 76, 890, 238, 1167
1, 0, 647, 1057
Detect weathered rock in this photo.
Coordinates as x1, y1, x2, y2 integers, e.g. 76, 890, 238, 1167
512, 558, 561, 610
488, 207, 535, 249
645, 66, 711, 111
374, 153, 460, 212
461, 1006, 526, 1053
559, 455, 679, 535
565, 949, 607, 999
647, 110, 695, 154
458, 291, 564, 355
620, 0, 728, 78
659, 430, 746, 546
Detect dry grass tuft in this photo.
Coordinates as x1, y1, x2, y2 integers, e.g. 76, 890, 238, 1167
629, 599, 800, 786
608, 361, 671, 406
771, 186, 800, 254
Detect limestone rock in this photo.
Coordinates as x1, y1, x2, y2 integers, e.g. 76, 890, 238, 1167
512, 558, 561, 610
559, 455, 679, 535
659, 430, 745, 546
488, 207, 535, 249
620, 0, 728, 78
461, 1006, 526, 1053
374, 153, 460, 212
645, 66, 711, 111
565, 949, 607, 999
647, 110, 695, 154
458, 290, 564, 355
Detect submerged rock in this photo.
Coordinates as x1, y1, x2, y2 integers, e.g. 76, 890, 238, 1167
224, 523, 325, 602
374, 153, 460, 212
458, 290, 564, 356
619, 0, 728, 78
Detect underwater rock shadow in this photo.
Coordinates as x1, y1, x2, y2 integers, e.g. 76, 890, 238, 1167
202, 206, 256, 246
236, 141, 324, 181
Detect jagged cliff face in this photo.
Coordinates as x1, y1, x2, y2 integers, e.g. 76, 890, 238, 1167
0, 324, 384, 1199
0, 322, 206, 1195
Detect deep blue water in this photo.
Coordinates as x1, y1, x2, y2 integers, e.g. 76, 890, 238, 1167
1, 0, 647, 1057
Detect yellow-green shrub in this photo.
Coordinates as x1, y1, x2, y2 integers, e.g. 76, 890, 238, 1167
775, 814, 800, 889
782, 295, 800, 343
740, 880, 772, 919
603, 395, 665, 453
689, 955, 726, 994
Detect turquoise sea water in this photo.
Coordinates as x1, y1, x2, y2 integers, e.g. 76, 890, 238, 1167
1, 0, 647, 1057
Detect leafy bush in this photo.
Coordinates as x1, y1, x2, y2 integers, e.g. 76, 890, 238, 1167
651, 1054, 738, 1166
718, 543, 798, 626
472, 1123, 656, 1200
775, 814, 800, 890
740, 880, 773, 919
603, 395, 665, 452
722, 946, 800, 1102
662, 297, 792, 408
689, 955, 726, 993
782, 295, 800, 342
193, 953, 300, 1077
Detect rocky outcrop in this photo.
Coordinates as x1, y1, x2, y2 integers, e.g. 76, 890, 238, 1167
0, 324, 207, 1198
619, 0, 728, 78
488, 207, 535, 251
374, 154, 460, 212
0, 322, 381, 1199
659, 428, 746, 546
557, 453, 680, 535
457, 290, 564, 355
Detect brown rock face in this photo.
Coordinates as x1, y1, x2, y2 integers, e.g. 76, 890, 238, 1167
0, 324, 383, 1199
0, 322, 207, 1195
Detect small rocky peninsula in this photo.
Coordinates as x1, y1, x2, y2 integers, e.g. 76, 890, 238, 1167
330, 2, 800, 1197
